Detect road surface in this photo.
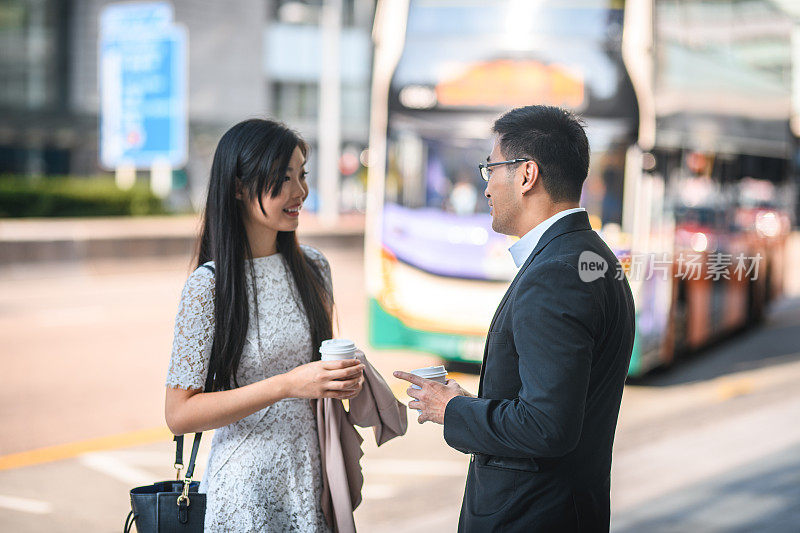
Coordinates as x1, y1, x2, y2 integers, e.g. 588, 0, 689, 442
1, 241, 798, 531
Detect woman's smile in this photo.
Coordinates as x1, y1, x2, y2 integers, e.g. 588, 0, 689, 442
283, 203, 302, 217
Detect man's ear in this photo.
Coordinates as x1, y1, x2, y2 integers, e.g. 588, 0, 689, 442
520, 160, 539, 196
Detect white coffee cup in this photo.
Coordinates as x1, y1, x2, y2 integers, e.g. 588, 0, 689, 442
319, 339, 358, 361
408, 365, 448, 410
410, 365, 448, 387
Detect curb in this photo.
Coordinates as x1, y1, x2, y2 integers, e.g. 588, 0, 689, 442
0, 214, 365, 265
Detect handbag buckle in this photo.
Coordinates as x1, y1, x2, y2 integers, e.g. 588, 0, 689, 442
174, 462, 183, 480
176, 477, 192, 507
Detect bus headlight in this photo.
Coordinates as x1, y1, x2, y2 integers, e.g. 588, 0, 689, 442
755, 212, 780, 238
691, 232, 709, 253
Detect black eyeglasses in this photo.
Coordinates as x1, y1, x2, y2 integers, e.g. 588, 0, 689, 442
478, 158, 530, 181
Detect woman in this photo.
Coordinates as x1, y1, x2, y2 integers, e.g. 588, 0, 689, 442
165, 118, 364, 532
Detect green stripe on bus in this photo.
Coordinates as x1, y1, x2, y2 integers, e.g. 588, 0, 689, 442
369, 297, 647, 376
368, 298, 483, 363
628, 334, 643, 377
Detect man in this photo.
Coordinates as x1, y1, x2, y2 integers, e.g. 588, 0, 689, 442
394, 105, 635, 532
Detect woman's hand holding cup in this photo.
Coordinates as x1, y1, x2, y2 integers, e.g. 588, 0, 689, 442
285, 359, 364, 400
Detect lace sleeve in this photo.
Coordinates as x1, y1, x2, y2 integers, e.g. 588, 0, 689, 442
301, 244, 332, 296
165, 265, 215, 390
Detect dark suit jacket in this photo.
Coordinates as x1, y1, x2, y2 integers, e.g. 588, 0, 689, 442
443, 211, 635, 533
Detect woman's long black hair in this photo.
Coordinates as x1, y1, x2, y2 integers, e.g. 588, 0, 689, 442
196, 119, 333, 392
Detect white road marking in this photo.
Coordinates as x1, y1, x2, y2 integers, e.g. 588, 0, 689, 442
361, 484, 398, 500
34, 305, 107, 327
364, 458, 468, 477
0, 494, 53, 515
79, 452, 156, 487
612, 395, 800, 511
360, 508, 459, 533
77, 451, 463, 496
92, 450, 172, 465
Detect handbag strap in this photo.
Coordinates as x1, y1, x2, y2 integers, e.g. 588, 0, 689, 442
185, 429, 203, 479
173, 263, 216, 483
173, 431, 204, 480
124, 510, 136, 533
173, 434, 183, 471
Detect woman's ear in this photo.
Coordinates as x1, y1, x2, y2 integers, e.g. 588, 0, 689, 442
234, 179, 245, 201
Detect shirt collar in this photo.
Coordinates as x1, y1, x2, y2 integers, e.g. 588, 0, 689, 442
508, 208, 587, 268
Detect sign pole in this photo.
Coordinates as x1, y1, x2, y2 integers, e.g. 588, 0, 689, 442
151, 158, 173, 199
318, 0, 342, 226
115, 164, 136, 190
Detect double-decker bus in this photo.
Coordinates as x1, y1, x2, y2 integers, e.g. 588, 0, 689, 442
364, 0, 795, 376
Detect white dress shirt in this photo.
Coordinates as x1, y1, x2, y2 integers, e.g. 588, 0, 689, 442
508, 208, 587, 268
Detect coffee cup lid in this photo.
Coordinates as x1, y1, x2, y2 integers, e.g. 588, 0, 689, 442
410, 365, 447, 378
319, 339, 357, 355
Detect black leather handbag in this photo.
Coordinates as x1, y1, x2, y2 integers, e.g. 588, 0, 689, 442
124, 430, 207, 533
125, 263, 216, 532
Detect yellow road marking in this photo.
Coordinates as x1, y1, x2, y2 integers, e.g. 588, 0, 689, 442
715, 378, 755, 402
1, 373, 481, 471
0, 426, 173, 471
447, 372, 475, 382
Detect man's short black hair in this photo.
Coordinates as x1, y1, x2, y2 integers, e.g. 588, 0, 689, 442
492, 105, 590, 203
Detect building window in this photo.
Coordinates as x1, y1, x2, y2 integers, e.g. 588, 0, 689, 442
341, 83, 368, 124
272, 81, 319, 121
271, 0, 361, 27
0, 0, 65, 110
270, 81, 368, 128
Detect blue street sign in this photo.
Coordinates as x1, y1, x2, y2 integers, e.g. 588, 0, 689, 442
99, 2, 187, 169
99, 2, 173, 39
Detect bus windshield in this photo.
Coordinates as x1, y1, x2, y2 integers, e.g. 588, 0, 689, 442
406, 0, 623, 41
393, 0, 629, 115
386, 129, 491, 214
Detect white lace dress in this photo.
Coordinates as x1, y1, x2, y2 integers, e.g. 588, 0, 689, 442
165, 245, 332, 533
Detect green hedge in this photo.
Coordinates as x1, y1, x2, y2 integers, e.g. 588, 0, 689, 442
0, 176, 168, 217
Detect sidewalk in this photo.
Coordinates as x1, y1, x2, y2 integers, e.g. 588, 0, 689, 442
0, 213, 365, 265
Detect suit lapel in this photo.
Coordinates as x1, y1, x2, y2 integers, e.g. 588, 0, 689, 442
477, 211, 592, 396
477, 256, 535, 395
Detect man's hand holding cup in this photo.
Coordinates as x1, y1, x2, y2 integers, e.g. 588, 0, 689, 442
393, 366, 474, 425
